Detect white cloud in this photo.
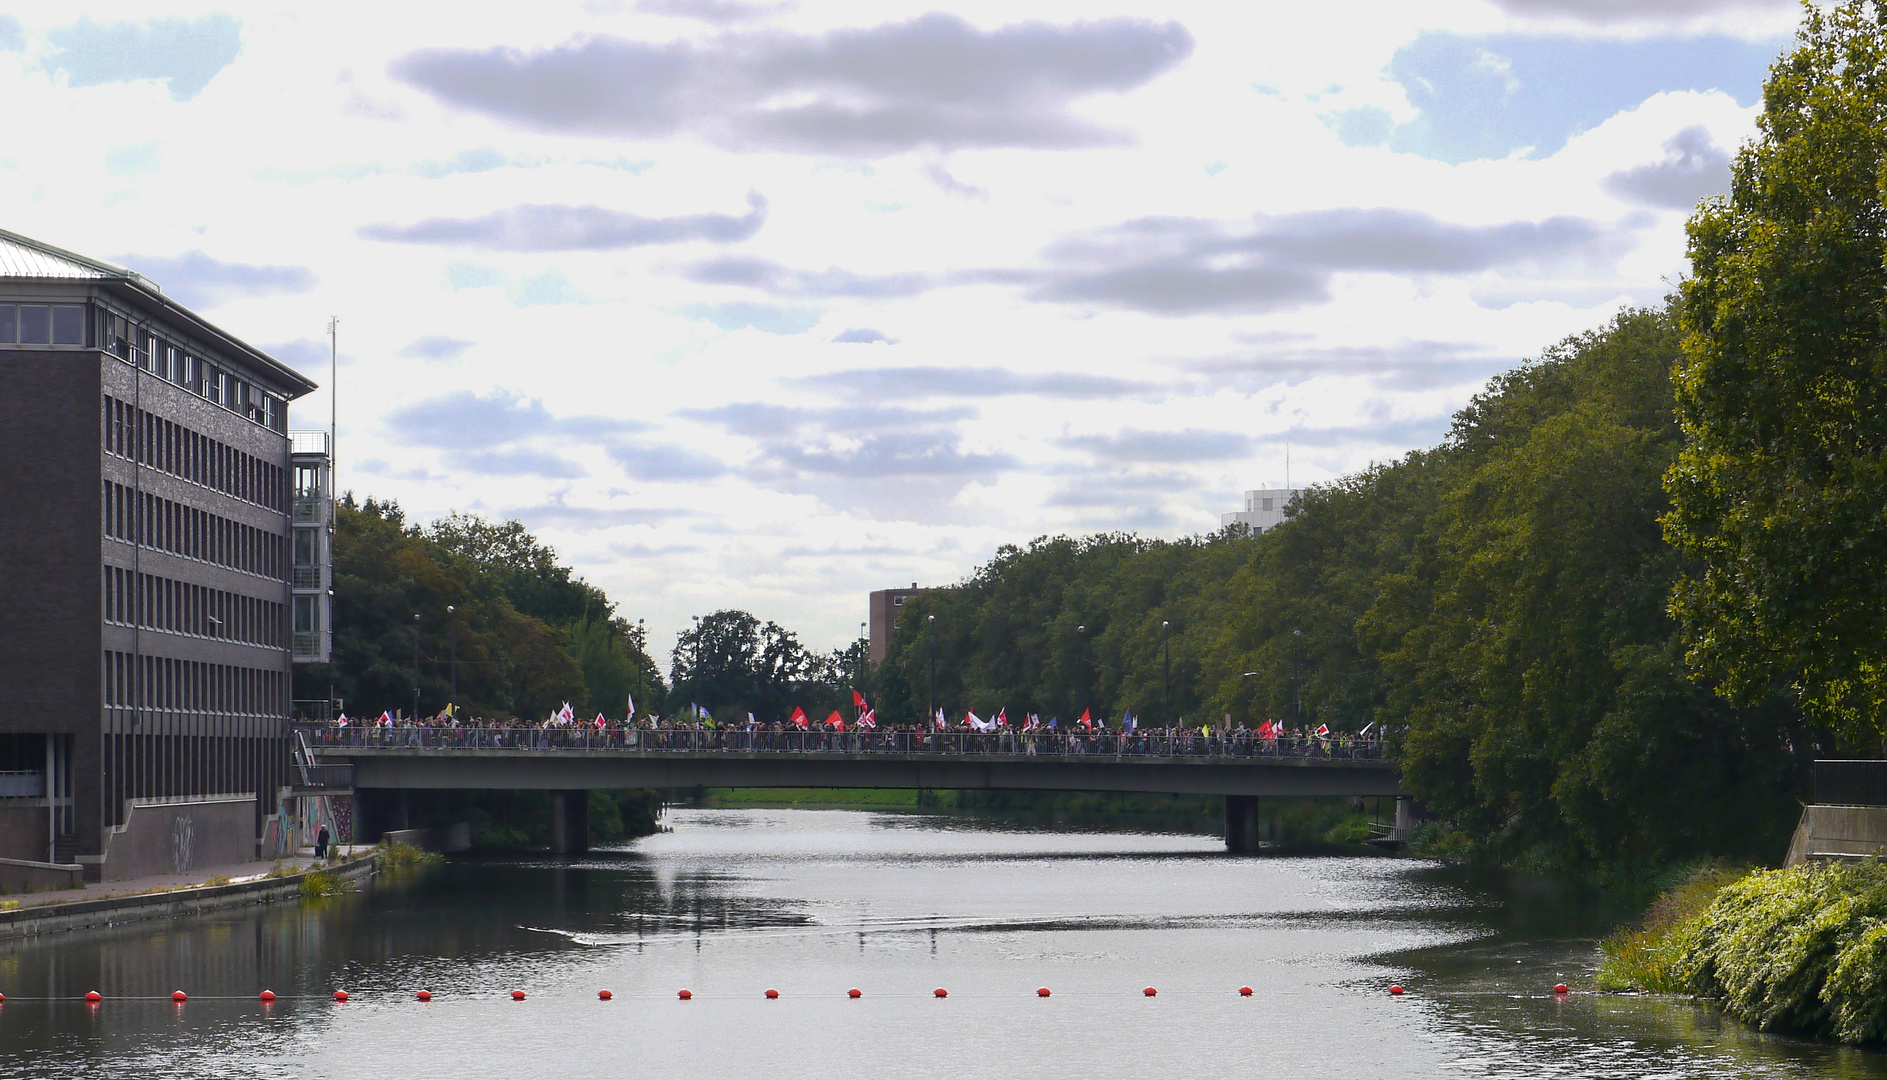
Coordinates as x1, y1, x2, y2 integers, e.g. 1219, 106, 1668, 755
0, 0, 1783, 659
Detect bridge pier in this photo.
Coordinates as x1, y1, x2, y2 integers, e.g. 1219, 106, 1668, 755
1394, 796, 1423, 844
1224, 795, 1262, 853
549, 790, 589, 856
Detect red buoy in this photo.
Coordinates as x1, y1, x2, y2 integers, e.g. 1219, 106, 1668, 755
510, 990, 526, 1001
598, 990, 613, 1001
1554, 983, 1570, 995
1388, 985, 1404, 996
0, 992, 7, 1003
332, 990, 348, 1002
678, 989, 693, 1000
416, 990, 432, 1002
85, 991, 102, 1003
1037, 988, 1051, 997
847, 988, 861, 998
1239, 986, 1254, 996
1143, 987, 1157, 997
259, 990, 276, 1002
171, 991, 187, 1002
933, 988, 948, 998
764, 989, 779, 999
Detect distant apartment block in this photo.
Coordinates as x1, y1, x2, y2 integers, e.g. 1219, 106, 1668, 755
1221, 488, 1300, 534
868, 583, 926, 664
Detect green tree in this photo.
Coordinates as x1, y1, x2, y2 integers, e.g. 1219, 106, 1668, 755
1667, 1, 1887, 741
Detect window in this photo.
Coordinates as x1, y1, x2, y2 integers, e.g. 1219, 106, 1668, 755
293, 464, 322, 499
182, 355, 198, 393
294, 528, 318, 566
1261, 498, 1274, 511
893, 595, 904, 606
0, 306, 14, 342
18, 305, 49, 344
293, 596, 317, 635
51, 305, 83, 345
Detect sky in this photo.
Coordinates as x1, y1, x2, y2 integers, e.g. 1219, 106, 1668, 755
0, 0, 1803, 660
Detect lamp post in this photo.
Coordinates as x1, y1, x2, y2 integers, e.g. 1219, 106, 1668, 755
927, 614, 937, 723
1292, 629, 1302, 728
411, 612, 421, 721
446, 605, 458, 708
1161, 620, 1172, 729
1076, 624, 1087, 718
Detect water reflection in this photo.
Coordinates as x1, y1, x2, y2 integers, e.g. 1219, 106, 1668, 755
0, 808, 1876, 1079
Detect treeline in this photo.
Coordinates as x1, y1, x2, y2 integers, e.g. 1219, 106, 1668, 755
291, 497, 664, 722
875, 307, 1814, 880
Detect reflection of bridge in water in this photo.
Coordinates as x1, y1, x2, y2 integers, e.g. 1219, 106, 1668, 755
305, 727, 1406, 854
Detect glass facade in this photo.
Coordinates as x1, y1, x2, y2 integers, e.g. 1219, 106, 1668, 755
0, 303, 85, 345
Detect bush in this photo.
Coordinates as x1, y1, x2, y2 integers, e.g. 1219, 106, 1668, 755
1596, 863, 1744, 992
375, 840, 444, 870
299, 870, 347, 898
203, 875, 232, 887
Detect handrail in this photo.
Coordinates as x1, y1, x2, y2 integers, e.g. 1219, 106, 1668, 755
297, 725, 1387, 762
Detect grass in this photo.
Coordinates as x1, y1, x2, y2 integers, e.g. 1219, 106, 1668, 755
202, 875, 232, 887
374, 840, 445, 870
1596, 863, 1746, 992
299, 870, 347, 898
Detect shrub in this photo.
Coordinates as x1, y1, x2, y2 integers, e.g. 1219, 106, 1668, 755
299, 870, 347, 898
375, 840, 444, 870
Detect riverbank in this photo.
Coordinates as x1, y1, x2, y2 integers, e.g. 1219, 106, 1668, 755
1598, 860, 1887, 1045
0, 849, 379, 941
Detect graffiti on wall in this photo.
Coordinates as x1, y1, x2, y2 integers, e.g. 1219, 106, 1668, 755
171, 814, 196, 874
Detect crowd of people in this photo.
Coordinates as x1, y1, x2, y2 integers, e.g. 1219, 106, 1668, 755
299, 703, 1385, 760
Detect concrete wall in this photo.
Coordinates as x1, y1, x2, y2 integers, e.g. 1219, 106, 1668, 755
1785, 804, 1887, 865
0, 858, 84, 893
0, 804, 48, 863
99, 796, 256, 881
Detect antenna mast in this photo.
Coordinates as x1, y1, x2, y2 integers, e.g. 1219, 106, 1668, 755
327, 317, 338, 492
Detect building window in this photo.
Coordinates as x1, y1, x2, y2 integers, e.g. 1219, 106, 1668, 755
17, 305, 50, 344
294, 528, 319, 566
893, 595, 904, 606
293, 596, 317, 635
1261, 498, 1274, 511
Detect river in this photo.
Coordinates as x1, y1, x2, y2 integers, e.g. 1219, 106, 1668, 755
0, 807, 1878, 1079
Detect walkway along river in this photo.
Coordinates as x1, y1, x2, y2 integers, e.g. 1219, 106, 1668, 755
0, 808, 1877, 1079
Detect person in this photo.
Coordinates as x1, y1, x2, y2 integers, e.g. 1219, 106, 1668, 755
314, 824, 331, 860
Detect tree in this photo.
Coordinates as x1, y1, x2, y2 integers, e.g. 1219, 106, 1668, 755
1667, 1, 1887, 740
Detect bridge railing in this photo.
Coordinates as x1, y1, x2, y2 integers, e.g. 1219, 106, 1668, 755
299, 725, 1386, 761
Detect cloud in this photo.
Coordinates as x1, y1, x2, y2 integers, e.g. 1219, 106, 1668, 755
390, 14, 1193, 154
635, 0, 792, 23
1186, 341, 1512, 392
105, 143, 160, 177
1603, 125, 1732, 209
679, 301, 822, 334
683, 400, 1005, 484
1024, 208, 1623, 315
1045, 469, 1198, 507
831, 328, 896, 344
385, 389, 652, 449
1490, 0, 1792, 23
361, 193, 766, 250
460, 448, 588, 478
399, 336, 475, 360
507, 502, 692, 530
263, 338, 331, 378
683, 400, 973, 436
1374, 32, 1780, 163
797, 365, 1150, 399
122, 252, 317, 308
0, 17, 20, 52
773, 431, 1018, 478
47, 16, 243, 101
1062, 428, 1253, 462
610, 443, 730, 480
684, 256, 927, 298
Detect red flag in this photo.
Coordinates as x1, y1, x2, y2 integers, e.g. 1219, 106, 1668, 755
852, 689, 867, 709
858, 709, 877, 730
994, 707, 1008, 728
1077, 709, 1092, 731
1314, 724, 1330, 738
790, 707, 809, 729
594, 713, 607, 730
826, 710, 845, 731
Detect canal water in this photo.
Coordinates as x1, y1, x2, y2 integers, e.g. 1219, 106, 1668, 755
0, 807, 1880, 1079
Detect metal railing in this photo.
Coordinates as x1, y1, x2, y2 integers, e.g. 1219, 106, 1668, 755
290, 497, 327, 524
0, 771, 46, 798
291, 566, 324, 589
301, 725, 1386, 761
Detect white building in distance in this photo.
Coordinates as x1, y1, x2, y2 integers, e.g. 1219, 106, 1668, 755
1221, 488, 1300, 534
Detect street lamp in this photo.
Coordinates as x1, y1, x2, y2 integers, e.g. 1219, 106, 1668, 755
1291, 629, 1303, 727
927, 614, 937, 723
1076, 625, 1087, 718
1161, 620, 1172, 729
411, 612, 421, 721
446, 605, 458, 708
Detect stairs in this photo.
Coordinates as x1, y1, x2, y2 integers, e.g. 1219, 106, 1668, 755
52, 835, 78, 865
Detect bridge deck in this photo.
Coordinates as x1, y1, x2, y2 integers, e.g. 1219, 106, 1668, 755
314, 741, 1401, 798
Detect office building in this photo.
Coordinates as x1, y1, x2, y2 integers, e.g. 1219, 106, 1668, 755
0, 228, 327, 880
867, 583, 926, 664
1221, 488, 1300, 534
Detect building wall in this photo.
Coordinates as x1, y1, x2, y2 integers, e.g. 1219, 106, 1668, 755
1220, 487, 1300, 534
0, 349, 102, 855
868, 585, 926, 664
99, 796, 257, 880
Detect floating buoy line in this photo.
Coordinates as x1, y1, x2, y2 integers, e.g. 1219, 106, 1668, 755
0, 982, 1580, 1004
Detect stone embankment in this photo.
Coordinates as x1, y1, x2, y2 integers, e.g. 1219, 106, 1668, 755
0, 853, 378, 940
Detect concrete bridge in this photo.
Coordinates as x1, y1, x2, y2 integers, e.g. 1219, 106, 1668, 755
303, 727, 1405, 853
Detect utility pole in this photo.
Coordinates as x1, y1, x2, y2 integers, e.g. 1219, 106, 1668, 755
1292, 629, 1302, 727
1076, 625, 1087, 717
927, 614, 937, 722
411, 612, 421, 721
326, 316, 339, 723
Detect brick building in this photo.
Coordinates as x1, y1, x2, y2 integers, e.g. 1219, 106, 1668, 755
0, 228, 323, 880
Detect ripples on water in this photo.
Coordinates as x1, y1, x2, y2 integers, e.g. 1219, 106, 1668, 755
0, 808, 1879, 1079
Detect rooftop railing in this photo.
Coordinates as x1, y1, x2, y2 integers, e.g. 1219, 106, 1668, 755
301, 725, 1387, 761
